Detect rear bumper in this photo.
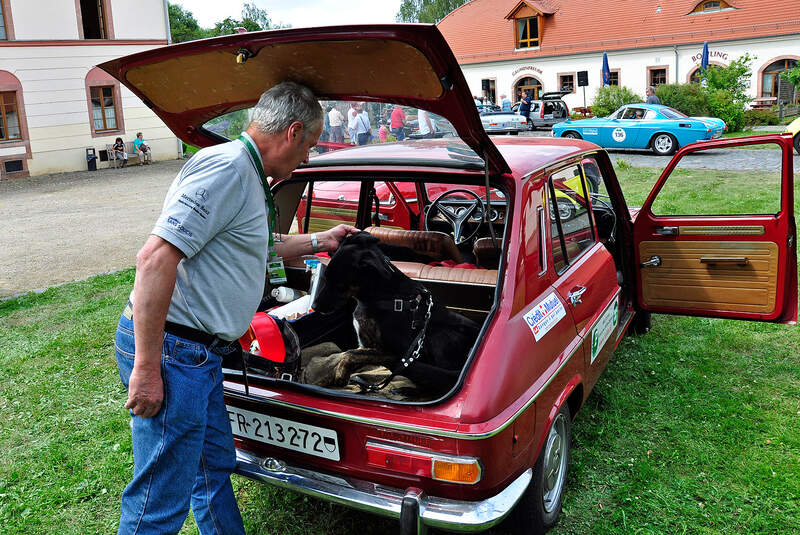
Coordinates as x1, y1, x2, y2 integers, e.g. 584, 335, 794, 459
235, 449, 532, 534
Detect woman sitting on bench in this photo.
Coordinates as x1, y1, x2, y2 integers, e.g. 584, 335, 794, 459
112, 137, 128, 167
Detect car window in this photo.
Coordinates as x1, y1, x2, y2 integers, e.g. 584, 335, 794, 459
612, 108, 625, 119
548, 165, 596, 273
660, 107, 688, 119
293, 180, 360, 235
622, 107, 646, 120
650, 141, 782, 216
531, 102, 540, 112
644, 110, 656, 120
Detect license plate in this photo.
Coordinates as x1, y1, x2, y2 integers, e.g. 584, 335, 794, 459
226, 405, 340, 461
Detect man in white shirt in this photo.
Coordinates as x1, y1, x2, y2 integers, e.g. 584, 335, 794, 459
328, 106, 345, 143
347, 103, 360, 144
417, 109, 434, 139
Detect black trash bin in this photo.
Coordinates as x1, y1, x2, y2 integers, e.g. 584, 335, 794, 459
86, 148, 98, 171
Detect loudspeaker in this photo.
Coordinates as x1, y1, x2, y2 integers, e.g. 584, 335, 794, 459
577, 71, 589, 87
481, 79, 490, 91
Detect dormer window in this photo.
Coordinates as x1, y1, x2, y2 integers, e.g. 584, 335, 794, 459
691, 0, 732, 13
505, 1, 553, 50
517, 17, 539, 48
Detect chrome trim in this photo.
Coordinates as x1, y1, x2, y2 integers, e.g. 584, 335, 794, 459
226, 339, 583, 440
235, 449, 531, 532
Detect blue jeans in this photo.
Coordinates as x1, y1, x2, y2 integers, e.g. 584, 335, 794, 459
391, 127, 405, 141
115, 313, 245, 535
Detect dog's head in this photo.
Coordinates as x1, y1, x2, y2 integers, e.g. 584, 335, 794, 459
312, 231, 396, 313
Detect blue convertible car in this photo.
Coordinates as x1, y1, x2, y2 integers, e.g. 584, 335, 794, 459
552, 103, 726, 155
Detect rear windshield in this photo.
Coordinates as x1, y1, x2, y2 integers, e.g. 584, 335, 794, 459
201, 99, 462, 157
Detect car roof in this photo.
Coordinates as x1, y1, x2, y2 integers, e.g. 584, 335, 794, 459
303, 137, 597, 178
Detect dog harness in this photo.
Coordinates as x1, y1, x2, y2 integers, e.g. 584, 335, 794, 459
352, 288, 434, 393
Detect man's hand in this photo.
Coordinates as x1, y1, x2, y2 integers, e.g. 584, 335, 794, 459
125, 364, 164, 418
319, 224, 359, 253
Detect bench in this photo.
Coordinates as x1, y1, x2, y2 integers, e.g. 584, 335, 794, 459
105, 141, 141, 168
750, 97, 777, 110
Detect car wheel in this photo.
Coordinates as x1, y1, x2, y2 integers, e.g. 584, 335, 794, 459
506, 404, 571, 535
652, 133, 677, 156
562, 131, 581, 139
794, 134, 800, 155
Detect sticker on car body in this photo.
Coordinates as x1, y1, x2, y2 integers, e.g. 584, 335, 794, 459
590, 295, 619, 364
612, 128, 626, 142
583, 128, 598, 135
524, 291, 567, 341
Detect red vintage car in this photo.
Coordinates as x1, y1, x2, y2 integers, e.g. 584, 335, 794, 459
101, 25, 798, 535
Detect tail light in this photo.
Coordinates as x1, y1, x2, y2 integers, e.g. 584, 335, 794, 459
540, 107, 545, 118
365, 442, 482, 484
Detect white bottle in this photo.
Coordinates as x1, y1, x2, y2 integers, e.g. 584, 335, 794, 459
271, 286, 306, 303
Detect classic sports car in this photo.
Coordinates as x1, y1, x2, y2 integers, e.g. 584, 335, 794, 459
552, 104, 726, 155
100, 25, 797, 535
785, 116, 800, 154
476, 104, 529, 135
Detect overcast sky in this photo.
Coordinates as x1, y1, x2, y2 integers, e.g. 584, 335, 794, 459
172, 0, 403, 29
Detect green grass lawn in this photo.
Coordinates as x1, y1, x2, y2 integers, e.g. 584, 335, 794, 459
1, 168, 798, 534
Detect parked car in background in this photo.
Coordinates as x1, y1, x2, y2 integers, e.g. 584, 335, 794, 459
512, 92, 570, 129
785, 116, 800, 154
476, 104, 529, 135
552, 104, 726, 156
102, 25, 797, 535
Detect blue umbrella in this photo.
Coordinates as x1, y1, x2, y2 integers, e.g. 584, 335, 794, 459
700, 41, 710, 72
602, 52, 611, 87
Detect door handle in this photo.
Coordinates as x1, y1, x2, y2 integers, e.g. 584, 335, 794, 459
655, 226, 678, 236
567, 286, 587, 306
640, 255, 662, 268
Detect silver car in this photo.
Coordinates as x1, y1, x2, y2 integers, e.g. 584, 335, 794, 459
477, 104, 528, 135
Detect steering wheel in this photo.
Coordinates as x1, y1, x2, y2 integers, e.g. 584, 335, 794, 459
424, 189, 485, 245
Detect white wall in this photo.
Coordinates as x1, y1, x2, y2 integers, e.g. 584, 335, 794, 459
113, 0, 168, 40
461, 34, 800, 110
9, 0, 80, 40
2, 43, 178, 176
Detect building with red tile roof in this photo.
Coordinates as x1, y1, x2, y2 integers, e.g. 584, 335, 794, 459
437, 0, 799, 110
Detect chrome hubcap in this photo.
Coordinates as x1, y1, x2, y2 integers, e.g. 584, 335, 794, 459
542, 413, 567, 513
655, 135, 673, 153
558, 201, 572, 220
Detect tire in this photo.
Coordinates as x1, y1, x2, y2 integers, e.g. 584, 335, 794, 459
651, 133, 677, 156
562, 131, 581, 139
794, 134, 800, 155
507, 404, 571, 535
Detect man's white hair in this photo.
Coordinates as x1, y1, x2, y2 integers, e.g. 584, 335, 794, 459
249, 81, 323, 139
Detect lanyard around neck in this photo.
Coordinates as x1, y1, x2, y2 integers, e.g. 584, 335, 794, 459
238, 134, 277, 252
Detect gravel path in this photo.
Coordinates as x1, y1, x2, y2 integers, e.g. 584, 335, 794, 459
0, 160, 185, 299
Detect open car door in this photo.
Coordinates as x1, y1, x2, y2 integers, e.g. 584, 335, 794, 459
633, 134, 797, 324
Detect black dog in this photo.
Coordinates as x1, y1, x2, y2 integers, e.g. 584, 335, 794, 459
312, 232, 479, 394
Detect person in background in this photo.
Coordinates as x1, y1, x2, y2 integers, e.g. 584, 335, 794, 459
473, 95, 482, 106
317, 105, 331, 154
347, 102, 360, 144
500, 94, 511, 112
355, 103, 372, 146
133, 132, 152, 165
379, 121, 389, 143
390, 105, 406, 141
328, 105, 345, 144
646, 86, 661, 105
417, 108, 434, 139
518, 90, 531, 123
113, 137, 128, 167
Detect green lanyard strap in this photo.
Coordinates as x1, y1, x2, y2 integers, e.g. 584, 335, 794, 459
238, 134, 277, 253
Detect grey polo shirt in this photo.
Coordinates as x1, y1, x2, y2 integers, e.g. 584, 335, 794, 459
148, 134, 269, 341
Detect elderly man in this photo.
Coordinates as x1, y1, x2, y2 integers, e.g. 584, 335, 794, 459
114, 81, 356, 534
646, 85, 661, 105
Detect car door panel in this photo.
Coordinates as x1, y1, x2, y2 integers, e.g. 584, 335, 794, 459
634, 134, 797, 323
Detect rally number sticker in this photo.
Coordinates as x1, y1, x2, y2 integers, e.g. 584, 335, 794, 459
590, 295, 619, 364
612, 128, 626, 142
524, 292, 567, 341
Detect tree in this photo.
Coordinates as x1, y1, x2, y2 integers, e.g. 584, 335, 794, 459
591, 86, 643, 118
396, 0, 469, 23
703, 53, 753, 104
167, 3, 208, 43
209, 2, 287, 36
780, 65, 800, 90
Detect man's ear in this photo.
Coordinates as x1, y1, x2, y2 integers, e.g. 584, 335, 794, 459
287, 121, 304, 143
